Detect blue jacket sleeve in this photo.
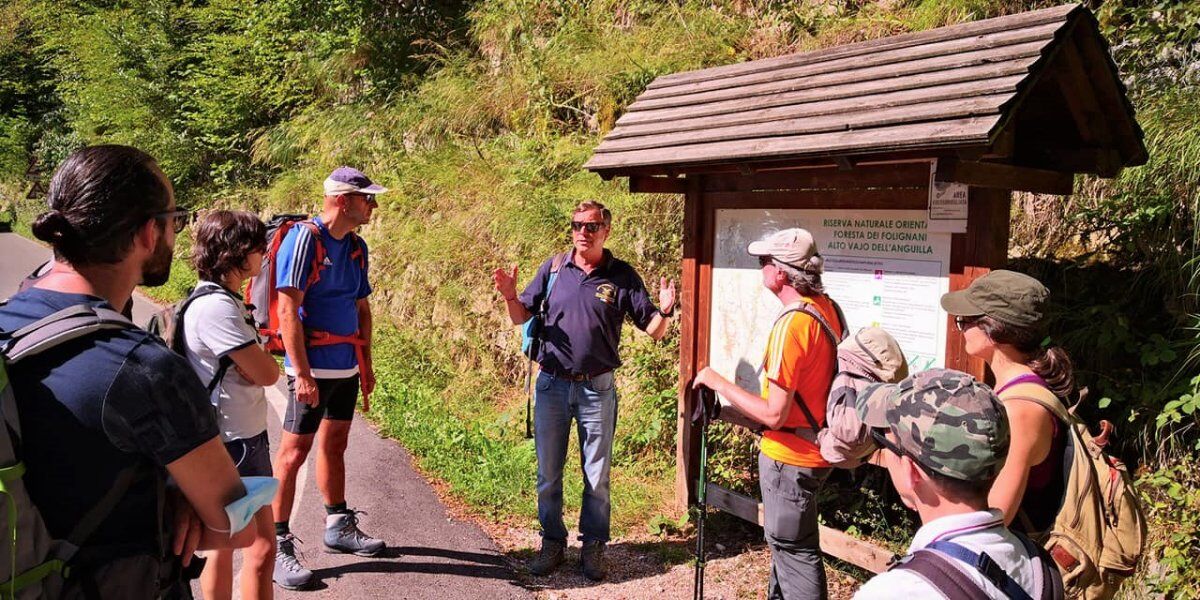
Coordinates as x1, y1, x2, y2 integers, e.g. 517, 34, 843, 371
275, 225, 316, 292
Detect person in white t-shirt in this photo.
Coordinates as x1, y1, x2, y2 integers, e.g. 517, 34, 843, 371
184, 210, 282, 600
853, 369, 1063, 600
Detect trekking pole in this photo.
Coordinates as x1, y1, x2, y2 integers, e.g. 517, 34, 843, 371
524, 359, 534, 439
693, 386, 714, 600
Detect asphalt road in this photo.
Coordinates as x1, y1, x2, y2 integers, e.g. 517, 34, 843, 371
0, 232, 529, 599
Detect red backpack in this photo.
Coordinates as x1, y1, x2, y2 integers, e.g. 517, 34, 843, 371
245, 214, 366, 354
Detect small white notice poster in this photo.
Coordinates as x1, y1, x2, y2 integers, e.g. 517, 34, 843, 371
928, 160, 968, 233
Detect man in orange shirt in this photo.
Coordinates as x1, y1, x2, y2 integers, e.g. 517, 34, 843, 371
695, 227, 845, 599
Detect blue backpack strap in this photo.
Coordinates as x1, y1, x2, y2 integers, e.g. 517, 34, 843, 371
543, 251, 568, 306
891, 549, 990, 600
926, 540, 1036, 600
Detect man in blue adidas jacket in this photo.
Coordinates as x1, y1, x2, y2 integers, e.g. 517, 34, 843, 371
269, 166, 385, 589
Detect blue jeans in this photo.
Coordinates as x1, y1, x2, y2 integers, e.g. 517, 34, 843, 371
534, 370, 618, 544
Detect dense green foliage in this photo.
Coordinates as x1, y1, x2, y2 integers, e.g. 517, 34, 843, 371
2, 0, 1198, 592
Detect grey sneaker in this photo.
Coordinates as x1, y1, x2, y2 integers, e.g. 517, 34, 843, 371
273, 534, 314, 590
581, 540, 606, 581
324, 511, 385, 556
528, 539, 565, 576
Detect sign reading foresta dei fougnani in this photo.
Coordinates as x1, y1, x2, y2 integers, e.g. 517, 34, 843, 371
708, 209, 952, 400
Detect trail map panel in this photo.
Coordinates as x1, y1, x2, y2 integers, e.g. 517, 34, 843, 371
709, 209, 952, 399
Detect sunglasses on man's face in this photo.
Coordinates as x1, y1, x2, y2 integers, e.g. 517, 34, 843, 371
153, 209, 191, 234
570, 221, 605, 234
757, 256, 775, 268
346, 193, 377, 206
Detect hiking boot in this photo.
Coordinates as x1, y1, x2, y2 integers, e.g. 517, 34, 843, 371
323, 510, 385, 556
581, 540, 607, 581
273, 534, 314, 590
528, 539, 565, 576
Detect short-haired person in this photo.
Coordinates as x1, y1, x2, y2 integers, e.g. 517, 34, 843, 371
694, 228, 845, 599
853, 368, 1062, 599
184, 210, 280, 600
492, 200, 676, 580
0, 145, 267, 596
270, 167, 384, 590
940, 271, 1073, 532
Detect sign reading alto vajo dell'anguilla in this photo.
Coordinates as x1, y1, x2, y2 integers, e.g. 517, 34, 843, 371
708, 209, 952, 400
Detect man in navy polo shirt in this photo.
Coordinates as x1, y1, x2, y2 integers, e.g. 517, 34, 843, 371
492, 200, 676, 581
269, 166, 385, 589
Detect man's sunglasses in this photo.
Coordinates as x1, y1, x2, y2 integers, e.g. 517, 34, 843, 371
955, 315, 982, 332
570, 221, 606, 234
153, 209, 191, 234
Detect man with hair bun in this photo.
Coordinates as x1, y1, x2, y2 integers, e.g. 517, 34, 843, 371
492, 200, 676, 581
0, 145, 267, 596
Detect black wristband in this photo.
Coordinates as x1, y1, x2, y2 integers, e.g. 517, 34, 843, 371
660, 306, 675, 318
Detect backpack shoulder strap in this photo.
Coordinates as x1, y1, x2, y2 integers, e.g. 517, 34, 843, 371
1004, 393, 1073, 425
1012, 530, 1066, 600
541, 251, 570, 308
892, 549, 991, 600
925, 540, 1037, 600
173, 284, 239, 393
299, 220, 328, 291
2, 304, 134, 363
766, 302, 842, 435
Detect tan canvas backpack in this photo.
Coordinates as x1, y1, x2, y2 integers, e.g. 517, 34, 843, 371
1010, 390, 1147, 600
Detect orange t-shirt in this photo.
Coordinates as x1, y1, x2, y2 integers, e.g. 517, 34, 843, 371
759, 295, 841, 468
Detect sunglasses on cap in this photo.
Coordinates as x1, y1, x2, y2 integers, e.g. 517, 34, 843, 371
570, 221, 605, 234
870, 428, 938, 477
152, 209, 191, 234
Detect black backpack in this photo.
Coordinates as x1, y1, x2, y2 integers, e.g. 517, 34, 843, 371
145, 283, 239, 394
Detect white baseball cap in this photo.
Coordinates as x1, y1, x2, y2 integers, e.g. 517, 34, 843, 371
747, 227, 824, 273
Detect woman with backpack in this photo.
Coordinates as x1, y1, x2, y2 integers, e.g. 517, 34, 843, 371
182, 210, 282, 600
939, 270, 1071, 533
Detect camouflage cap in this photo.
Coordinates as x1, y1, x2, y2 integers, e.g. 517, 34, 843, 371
855, 368, 1009, 481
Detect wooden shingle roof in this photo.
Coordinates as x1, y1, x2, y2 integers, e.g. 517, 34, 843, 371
585, 4, 1145, 178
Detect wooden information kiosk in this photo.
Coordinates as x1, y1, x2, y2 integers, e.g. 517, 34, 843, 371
584, 4, 1146, 572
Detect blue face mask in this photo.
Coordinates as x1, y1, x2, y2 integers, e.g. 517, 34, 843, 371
212, 477, 279, 535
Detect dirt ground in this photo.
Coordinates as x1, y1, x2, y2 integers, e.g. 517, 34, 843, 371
426, 473, 864, 600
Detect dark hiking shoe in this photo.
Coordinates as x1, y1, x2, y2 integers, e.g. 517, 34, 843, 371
528, 539, 566, 576
324, 510, 385, 556
581, 540, 607, 581
274, 534, 314, 590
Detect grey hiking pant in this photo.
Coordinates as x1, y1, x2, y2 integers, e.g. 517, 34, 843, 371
759, 452, 831, 600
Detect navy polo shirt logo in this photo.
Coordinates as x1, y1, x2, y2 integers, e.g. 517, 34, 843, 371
595, 283, 617, 305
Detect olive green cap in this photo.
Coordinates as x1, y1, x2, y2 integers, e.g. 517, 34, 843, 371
940, 270, 1049, 328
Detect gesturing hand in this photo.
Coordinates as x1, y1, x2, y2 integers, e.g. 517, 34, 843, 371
492, 264, 518, 300
658, 276, 677, 314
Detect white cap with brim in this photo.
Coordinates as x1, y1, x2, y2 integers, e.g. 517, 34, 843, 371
323, 166, 388, 196
747, 227, 824, 273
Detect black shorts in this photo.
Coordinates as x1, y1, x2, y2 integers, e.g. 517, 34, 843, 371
283, 374, 360, 435
223, 431, 272, 477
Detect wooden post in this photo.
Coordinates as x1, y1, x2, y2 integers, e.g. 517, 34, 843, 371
674, 176, 705, 511
945, 186, 1012, 382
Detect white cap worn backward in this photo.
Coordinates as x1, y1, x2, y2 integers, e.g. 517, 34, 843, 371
747, 227, 824, 273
